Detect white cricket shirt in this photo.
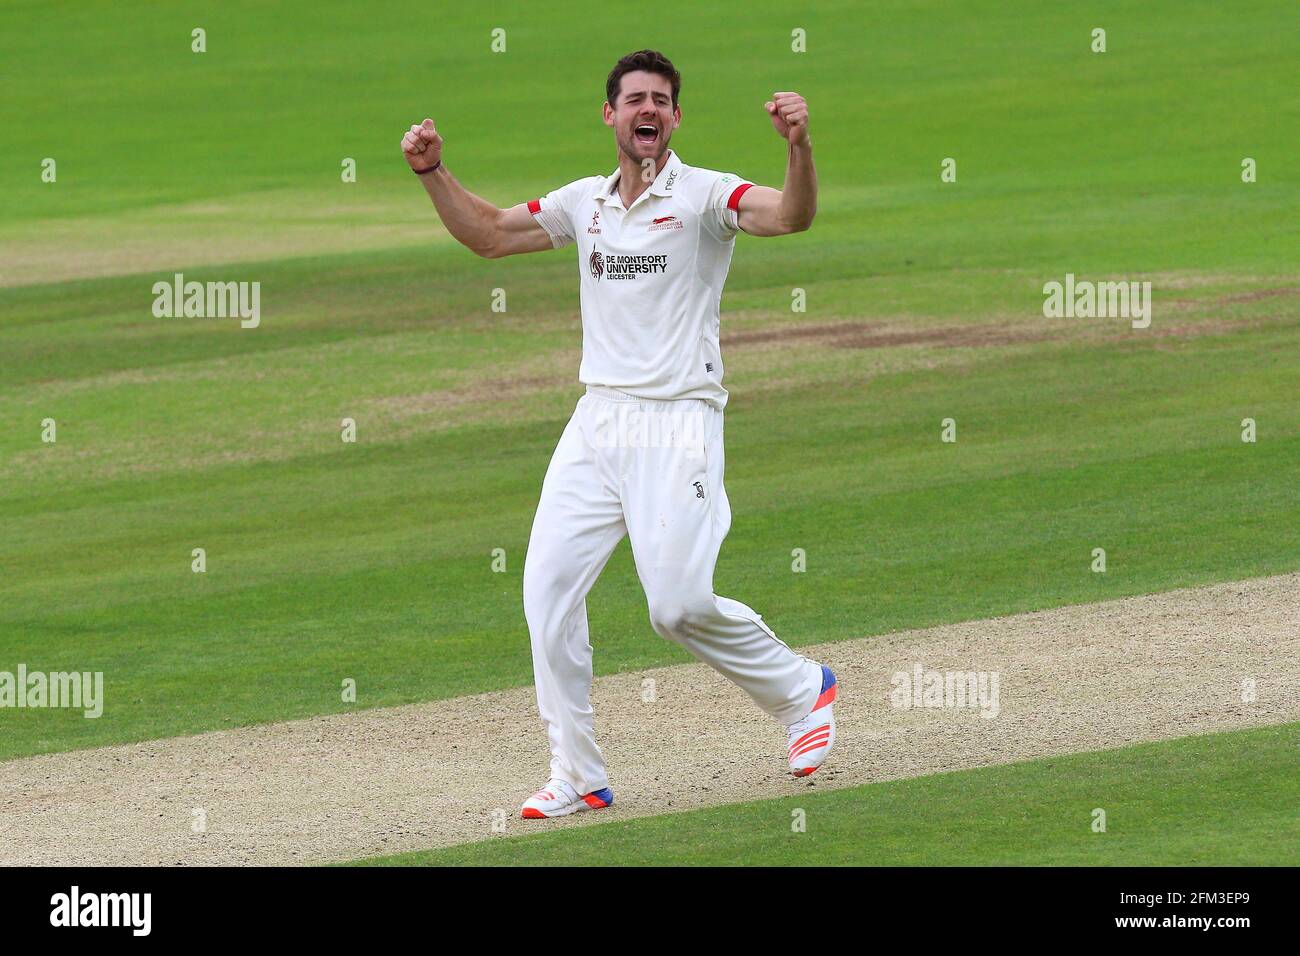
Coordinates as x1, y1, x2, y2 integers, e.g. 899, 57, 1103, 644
528, 150, 753, 409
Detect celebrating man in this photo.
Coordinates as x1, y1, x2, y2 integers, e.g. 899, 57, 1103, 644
402, 49, 838, 819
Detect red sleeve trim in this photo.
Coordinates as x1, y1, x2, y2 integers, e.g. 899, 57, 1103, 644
527, 198, 542, 215
726, 182, 754, 211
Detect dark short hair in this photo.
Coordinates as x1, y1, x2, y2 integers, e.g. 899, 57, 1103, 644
606, 50, 681, 107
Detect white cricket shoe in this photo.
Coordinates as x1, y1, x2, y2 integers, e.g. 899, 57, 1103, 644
519, 779, 615, 819
786, 665, 838, 776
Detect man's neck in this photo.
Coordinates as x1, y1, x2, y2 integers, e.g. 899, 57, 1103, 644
615, 149, 670, 207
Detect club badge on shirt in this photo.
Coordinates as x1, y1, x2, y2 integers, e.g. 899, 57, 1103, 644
648, 215, 683, 232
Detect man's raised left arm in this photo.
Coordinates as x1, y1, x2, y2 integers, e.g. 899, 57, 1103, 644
735, 91, 818, 237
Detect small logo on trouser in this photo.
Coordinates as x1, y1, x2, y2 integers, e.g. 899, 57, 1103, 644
692, 481, 705, 499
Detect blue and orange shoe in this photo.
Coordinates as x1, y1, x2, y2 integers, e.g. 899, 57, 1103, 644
786, 665, 837, 777
520, 780, 614, 819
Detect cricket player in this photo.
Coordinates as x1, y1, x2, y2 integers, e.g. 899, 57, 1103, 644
402, 50, 838, 819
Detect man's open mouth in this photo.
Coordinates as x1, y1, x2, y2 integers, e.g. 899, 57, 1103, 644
634, 124, 659, 145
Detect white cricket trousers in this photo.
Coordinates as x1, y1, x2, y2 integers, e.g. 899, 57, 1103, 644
523, 386, 823, 794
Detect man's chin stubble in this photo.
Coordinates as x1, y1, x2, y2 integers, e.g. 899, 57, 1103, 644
619, 140, 669, 165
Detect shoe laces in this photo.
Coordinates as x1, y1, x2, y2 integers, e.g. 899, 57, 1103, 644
531, 779, 578, 802
786, 705, 827, 736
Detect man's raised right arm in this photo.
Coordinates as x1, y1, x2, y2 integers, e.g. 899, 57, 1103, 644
401, 118, 553, 259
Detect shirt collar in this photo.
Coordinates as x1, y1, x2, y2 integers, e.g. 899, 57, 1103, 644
598, 150, 683, 208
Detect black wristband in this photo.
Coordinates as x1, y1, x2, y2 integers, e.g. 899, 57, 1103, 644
413, 160, 442, 176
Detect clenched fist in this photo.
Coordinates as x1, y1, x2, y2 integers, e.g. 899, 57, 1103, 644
402, 118, 443, 171
764, 92, 810, 146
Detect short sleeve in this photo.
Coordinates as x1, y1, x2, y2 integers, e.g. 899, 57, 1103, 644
701, 171, 756, 240
526, 177, 597, 249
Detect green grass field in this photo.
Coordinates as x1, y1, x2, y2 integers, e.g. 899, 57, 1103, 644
2, 0, 1296, 864
352, 724, 1300, 866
